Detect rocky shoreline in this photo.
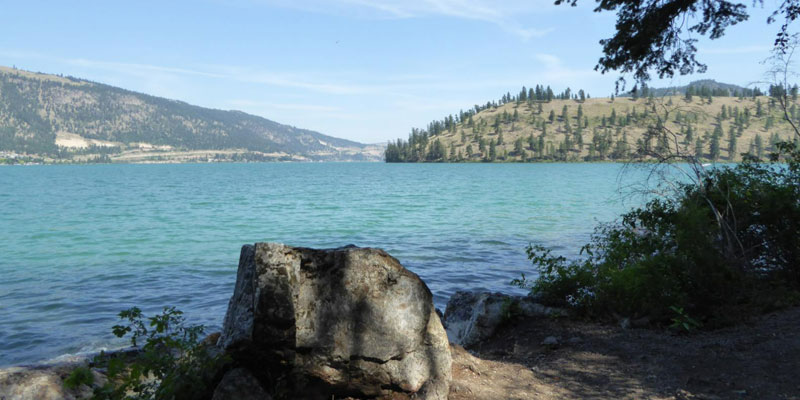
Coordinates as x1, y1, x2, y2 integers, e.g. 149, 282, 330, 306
3, 243, 799, 400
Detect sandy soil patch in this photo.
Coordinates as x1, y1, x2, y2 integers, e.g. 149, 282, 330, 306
450, 306, 800, 399
55, 132, 121, 149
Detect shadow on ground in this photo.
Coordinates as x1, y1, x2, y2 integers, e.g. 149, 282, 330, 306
449, 306, 800, 400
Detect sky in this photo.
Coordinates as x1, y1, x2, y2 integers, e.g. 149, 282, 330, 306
0, 0, 786, 143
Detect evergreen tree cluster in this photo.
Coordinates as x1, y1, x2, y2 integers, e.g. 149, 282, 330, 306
385, 84, 590, 162
386, 82, 799, 164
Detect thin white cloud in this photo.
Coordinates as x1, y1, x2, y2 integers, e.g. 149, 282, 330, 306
0, 51, 381, 95
63, 58, 225, 79
534, 53, 596, 79
534, 53, 561, 70
255, 0, 554, 39
701, 45, 771, 55
228, 99, 342, 112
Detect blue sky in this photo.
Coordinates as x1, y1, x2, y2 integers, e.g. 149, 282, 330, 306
0, 0, 784, 143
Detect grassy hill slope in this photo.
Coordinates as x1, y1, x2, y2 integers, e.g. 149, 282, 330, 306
386, 89, 800, 163
0, 66, 383, 163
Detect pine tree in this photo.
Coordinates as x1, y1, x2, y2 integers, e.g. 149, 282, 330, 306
686, 124, 694, 144
514, 137, 524, 156
710, 134, 721, 160
489, 139, 497, 161
497, 128, 504, 145
728, 128, 737, 160
538, 135, 545, 157
695, 138, 704, 159
755, 134, 764, 159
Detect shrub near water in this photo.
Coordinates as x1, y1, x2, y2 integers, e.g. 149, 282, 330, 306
91, 307, 227, 400
516, 143, 800, 327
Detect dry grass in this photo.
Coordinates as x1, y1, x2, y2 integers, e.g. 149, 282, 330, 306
432, 95, 799, 161
0, 66, 88, 86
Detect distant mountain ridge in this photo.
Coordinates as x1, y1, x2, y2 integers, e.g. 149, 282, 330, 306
621, 79, 757, 97
0, 66, 382, 162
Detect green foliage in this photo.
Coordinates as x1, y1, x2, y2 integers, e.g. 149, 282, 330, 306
92, 307, 227, 400
518, 144, 800, 326
64, 366, 95, 390
669, 306, 702, 332
499, 297, 522, 324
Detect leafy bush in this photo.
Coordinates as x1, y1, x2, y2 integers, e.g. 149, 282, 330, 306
64, 366, 94, 390
92, 306, 227, 400
516, 143, 800, 327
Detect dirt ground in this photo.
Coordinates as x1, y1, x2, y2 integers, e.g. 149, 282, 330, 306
449, 306, 800, 400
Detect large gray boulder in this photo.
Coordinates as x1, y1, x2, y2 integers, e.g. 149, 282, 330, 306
443, 291, 565, 348
219, 243, 451, 399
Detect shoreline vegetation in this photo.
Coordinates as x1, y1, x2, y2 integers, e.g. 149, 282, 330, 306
3, 258, 799, 400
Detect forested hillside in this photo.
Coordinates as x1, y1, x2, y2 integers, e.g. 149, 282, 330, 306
385, 83, 800, 163
0, 66, 382, 163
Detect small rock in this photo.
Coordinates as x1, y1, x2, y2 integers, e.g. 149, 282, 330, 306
541, 336, 559, 346
0, 362, 100, 400
567, 336, 583, 344
620, 318, 631, 330
443, 292, 510, 348
202, 331, 221, 347
443, 291, 566, 348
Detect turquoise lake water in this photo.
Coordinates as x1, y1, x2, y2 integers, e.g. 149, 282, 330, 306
0, 162, 650, 366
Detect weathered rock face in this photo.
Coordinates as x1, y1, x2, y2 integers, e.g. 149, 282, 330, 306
212, 368, 272, 400
219, 243, 452, 399
0, 362, 102, 400
443, 291, 566, 348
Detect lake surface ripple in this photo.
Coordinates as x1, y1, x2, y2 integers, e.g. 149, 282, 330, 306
0, 162, 646, 365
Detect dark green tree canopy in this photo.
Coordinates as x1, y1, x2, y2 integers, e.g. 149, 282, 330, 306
556, 0, 800, 86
